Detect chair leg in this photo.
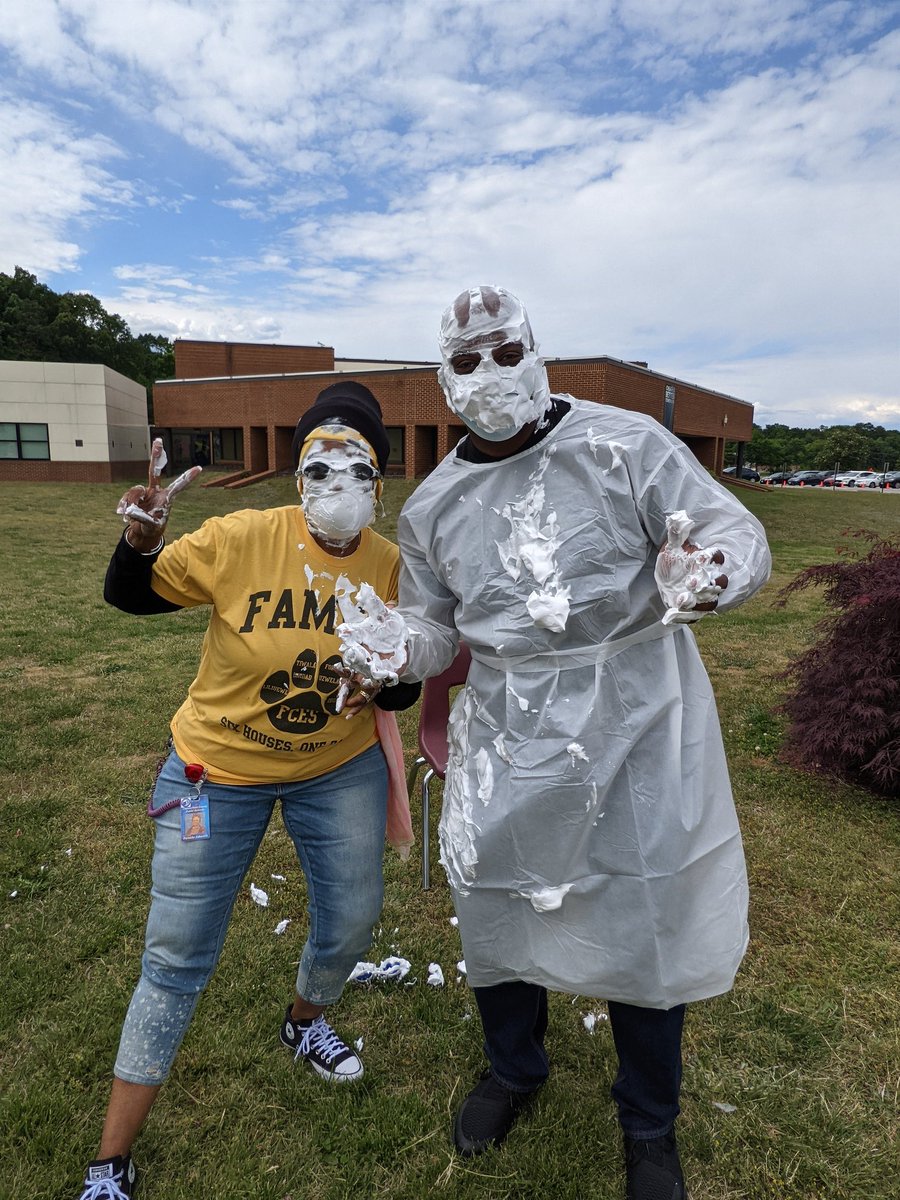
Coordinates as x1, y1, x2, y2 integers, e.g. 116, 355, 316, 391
421, 767, 435, 890
406, 755, 426, 797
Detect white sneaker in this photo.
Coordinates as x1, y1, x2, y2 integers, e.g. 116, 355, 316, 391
279, 1008, 364, 1082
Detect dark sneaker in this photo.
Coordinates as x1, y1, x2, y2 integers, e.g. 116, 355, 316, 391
78, 1155, 136, 1199
453, 1069, 535, 1156
279, 1007, 364, 1082
624, 1133, 686, 1200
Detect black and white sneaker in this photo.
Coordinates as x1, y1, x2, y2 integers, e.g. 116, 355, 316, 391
279, 1007, 364, 1082
78, 1155, 136, 1199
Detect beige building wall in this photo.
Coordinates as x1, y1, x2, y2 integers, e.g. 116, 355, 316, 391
0, 360, 150, 482
332, 359, 438, 372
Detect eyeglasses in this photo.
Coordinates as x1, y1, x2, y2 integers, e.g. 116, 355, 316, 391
298, 460, 380, 482
449, 341, 525, 375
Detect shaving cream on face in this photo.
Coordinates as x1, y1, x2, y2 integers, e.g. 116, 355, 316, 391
437, 287, 551, 441
298, 441, 376, 543
438, 351, 552, 441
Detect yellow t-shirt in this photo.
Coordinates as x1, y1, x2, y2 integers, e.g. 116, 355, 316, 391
150, 506, 399, 784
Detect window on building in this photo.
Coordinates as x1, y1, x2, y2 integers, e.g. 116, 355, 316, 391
214, 428, 244, 462
0, 422, 50, 460
386, 427, 404, 465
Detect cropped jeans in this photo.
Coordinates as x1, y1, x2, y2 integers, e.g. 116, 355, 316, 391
114, 744, 387, 1085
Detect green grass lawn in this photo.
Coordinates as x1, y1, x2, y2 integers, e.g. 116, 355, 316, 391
1, 477, 898, 1200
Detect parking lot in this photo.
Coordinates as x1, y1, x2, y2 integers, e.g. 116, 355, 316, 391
731, 468, 900, 492
762, 485, 900, 494
760, 479, 900, 493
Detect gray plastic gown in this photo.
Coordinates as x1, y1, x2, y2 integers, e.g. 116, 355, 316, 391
398, 399, 772, 1008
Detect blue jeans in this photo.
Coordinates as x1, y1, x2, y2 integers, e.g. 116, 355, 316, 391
474, 981, 685, 1139
114, 744, 387, 1085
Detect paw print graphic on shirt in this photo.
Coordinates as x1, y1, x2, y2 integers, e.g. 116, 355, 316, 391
259, 651, 344, 733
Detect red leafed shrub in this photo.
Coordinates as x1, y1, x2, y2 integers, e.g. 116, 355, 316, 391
778, 530, 900, 798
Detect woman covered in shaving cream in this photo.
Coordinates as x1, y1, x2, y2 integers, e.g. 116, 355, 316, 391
77, 383, 419, 1200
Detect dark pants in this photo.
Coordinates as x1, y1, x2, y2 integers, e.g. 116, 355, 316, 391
474, 981, 685, 1139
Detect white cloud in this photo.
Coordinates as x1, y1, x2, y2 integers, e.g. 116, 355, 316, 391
672, 342, 900, 427
0, 0, 897, 425
113, 263, 216, 294
0, 94, 134, 275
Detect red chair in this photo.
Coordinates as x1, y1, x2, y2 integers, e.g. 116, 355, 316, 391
405, 642, 472, 889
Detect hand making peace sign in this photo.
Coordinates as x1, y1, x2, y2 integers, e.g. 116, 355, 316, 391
115, 438, 203, 552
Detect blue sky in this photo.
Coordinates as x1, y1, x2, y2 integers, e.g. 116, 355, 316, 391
1, 0, 898, 428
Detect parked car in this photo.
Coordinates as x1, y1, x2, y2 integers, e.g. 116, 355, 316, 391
722, 466, 761, 481
857, 471, 894, 487
786, 470, 829, 486
764, 471, 794, 485
856, 472, 900, 489
846, 471, 880, 487
821, 471, 869, 487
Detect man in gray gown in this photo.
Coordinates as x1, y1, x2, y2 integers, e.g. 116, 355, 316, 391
395, 285, 771, 1200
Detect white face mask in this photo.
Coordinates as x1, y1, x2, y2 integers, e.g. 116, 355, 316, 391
297, 442, 377, 544
438, 349, 551, 442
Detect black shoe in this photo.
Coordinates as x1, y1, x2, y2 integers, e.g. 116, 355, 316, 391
279, 1006, 364, 1082
623, 1133, 686, 1200
453, 1069, 535, 1157
78, 1155, 136, 1199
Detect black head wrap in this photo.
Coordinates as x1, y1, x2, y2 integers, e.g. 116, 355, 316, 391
291, 381, 390, 474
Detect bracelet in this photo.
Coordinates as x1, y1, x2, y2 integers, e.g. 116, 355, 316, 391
125, 531, 165, 556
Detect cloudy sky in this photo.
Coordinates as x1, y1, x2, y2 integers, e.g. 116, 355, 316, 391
1, 0, 898, 428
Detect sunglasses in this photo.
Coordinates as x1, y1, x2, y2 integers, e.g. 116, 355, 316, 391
299, 460, 380, 482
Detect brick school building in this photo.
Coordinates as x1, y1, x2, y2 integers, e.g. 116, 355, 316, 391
152, 339, 753, 486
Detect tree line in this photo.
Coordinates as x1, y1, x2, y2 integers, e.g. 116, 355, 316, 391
0, 267, 175, 419
734, 422, 900, 474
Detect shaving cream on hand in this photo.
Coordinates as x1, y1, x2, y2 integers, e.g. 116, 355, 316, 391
116, 438, 202, 547
654, 510, 725, 625
336, 579, 409, 686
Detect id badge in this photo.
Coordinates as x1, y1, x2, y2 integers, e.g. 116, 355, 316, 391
180, 794, 210, 841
